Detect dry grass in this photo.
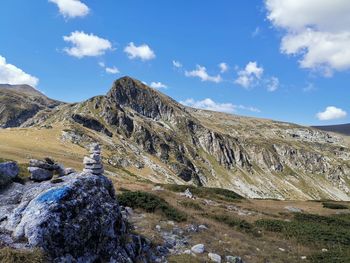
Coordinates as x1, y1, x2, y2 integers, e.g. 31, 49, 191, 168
0, 247, 46, 263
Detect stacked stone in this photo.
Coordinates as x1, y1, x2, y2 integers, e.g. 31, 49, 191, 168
83, 144, 104, 175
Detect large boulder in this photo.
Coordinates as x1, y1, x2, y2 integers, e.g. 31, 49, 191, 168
28, 167, 53, 182
0, 161, 19, 188
0, 173, 153, 262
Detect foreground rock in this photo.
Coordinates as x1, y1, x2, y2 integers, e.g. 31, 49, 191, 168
0, 172, 153, 262
0, 161, 19, 188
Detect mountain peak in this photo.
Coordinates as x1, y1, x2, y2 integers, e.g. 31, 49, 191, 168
106, 77, 182, 121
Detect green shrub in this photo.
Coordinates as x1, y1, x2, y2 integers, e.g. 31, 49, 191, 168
0, 247, 46, 263
309, 250, 350, 263
255, 213, 350, 248
164, 184, 243, 202
322, 202, 348, 210
118, 191, 187, 222
207, 213, 254, 233
178, 200, 204, 211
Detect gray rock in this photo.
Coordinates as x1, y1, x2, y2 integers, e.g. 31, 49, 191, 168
284, 206, 303, 213
83, 168, 104, 175
0, 161, 19, 187
0, 173, 153, 262
83, 156, 98, 165
191, 244, 205, 254
28, 167, 53, 182
62, 168, 76, 176
208, 252, 221, 262
84, 163, 103, 169
29, 159, 55, 171
226, 255, 244, 263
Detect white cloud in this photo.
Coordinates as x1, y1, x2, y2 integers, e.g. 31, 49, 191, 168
150, 81, 167, 89
124, 42, 155, 61
185, 65, 222, 83
49, 0, 89, 18
316, 106, 347, 121
63, 31, 112, 58
252, 26, 261, 37
266, 76, 279, 92
98, 62, 119, 74
105, 66, 119, 74
235, 61, 264, 88
0, 55, 39, 87
172, 60, 182, 68
180, 98, 260, 114
265, 0, 350, 74
303, 83, 316, 92
219, 62, 229, 73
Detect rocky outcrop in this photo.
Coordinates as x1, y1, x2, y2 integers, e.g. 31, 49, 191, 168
72, 114, 113, 137
0, 173, 153, 262
0, 161, 19, 188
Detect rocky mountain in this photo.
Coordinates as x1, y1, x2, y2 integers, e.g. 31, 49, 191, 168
0, 84, 62, 128
1, 77, 350, 200
313, 123, 350, 136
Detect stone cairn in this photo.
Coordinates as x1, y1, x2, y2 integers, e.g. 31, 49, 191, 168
83, 143, 104, 175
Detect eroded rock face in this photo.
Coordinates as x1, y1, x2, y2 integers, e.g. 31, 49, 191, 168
0, 173, 152, 262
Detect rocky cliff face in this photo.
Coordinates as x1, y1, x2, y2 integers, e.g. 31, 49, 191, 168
2, 77, 350, 200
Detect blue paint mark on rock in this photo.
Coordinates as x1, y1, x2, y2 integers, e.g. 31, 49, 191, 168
37, 187, 70, 203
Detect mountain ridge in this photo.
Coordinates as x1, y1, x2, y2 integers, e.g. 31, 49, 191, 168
1, 77, 350, 200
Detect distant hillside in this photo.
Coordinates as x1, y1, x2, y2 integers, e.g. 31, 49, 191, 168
313, 123, 350, 136
0, 84, 63, 128
2, 76, 348, 201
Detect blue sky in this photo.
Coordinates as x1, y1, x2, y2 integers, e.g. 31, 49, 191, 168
0, 0, 349, 125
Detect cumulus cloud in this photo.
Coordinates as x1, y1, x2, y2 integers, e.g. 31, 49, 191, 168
150, 81, 167, 89
180, 98, 260, 114
266, 76, 279, 92
316, 106, 347, 121
235, 61, 264, 88
265, 0, 350, 75
49, 0, 89, 18
124, 42, 155, 61
219, 62, 229, 73
185, 65, 222, 83
172, 60, 182, 68
63, 31, 112, 58
0, 55, 39, 87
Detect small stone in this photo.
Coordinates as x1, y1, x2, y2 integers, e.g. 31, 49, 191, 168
208, 253, 221, 263
152, 185, 164, 191
198, 224, 208, 230
191, 244, 205, 254
183, 249, 192, 255
84, 163, 103, 169
63, 168, 76, 176
284, 206, 302, 213
278, 247, 286, 252
156, 225, 161, 231
183, 188, 193, 198
301, 256, 307, 260
226, 256, 243, 263
321, 248, 328, 252
28, 167, 53, 182
83, 157, 98, 165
